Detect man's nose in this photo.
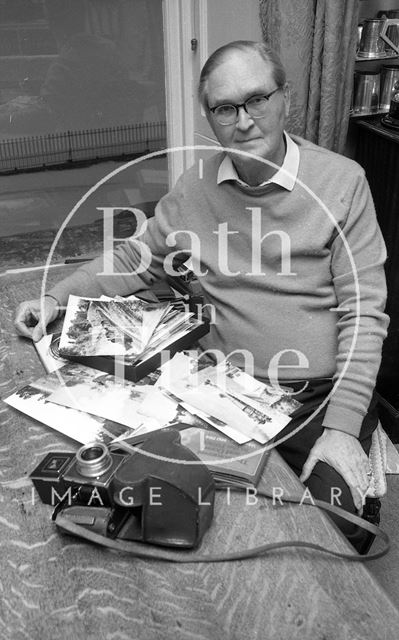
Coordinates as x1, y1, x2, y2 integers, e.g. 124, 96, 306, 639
235, 105, 254, 130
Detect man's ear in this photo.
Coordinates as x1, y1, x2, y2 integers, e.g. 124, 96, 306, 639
283, 82, 291, 118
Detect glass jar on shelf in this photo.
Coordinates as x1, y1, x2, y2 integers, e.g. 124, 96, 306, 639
353, 69, 380, 115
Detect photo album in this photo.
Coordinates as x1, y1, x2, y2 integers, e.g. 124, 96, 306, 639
54, 294, 210, 381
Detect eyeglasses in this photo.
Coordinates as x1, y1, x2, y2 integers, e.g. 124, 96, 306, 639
208, 87, 283, 126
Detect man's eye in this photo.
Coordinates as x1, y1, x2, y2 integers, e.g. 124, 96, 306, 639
248, 96, 265, 106
216, 105, 235, 115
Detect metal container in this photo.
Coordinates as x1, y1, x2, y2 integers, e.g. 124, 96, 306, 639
380, 64, 399, 110
357, 24, 363, 51
389, 92, 399, 121
381, 91, 399, 129
353, 70, 380, 113
358, 19, 386, 58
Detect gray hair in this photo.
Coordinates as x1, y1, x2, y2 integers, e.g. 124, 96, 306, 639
198, 40, 286, 109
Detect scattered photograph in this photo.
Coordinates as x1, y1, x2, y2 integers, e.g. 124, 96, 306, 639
4, 372, 132, 446
156, 353, 299, 443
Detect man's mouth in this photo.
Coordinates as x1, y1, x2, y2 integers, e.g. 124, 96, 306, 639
235, 137, 261, 144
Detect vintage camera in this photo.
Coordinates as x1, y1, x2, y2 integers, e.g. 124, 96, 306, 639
30, 442, 127, 508
30, 429, 215, 548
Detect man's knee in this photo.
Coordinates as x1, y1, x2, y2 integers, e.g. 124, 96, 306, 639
303, 461, 358, 536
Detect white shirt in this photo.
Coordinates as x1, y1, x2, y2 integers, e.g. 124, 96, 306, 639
217, 131, 299, 191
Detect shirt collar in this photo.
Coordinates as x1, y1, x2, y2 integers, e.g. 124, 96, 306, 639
217, 131, 299, 191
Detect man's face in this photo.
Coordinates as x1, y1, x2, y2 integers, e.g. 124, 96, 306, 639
205, 50, 290, 179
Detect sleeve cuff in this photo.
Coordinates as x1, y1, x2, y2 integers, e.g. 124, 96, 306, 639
322, 403, 365, 438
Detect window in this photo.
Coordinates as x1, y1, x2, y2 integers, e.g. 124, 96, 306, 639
0, 0, 167, 172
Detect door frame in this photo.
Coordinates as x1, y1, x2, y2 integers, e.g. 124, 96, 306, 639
163, 0, 261, 187
163, 0, 205, 187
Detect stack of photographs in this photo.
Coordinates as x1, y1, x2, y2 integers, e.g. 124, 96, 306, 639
56, 294, 209, 381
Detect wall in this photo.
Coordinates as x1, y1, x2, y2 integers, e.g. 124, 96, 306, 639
193, 0, 262, 153
359, 0, 399, 20
206, 0, 262, 56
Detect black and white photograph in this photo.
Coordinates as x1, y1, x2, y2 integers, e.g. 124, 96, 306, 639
2, 0, 399, 638
3, 364, 134, 445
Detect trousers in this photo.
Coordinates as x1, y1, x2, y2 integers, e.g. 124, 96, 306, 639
275, 378, 378, 553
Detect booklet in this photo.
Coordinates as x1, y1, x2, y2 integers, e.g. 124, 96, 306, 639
120, 422, 271, 487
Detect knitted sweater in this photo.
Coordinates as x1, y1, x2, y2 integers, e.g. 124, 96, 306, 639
49, 135, 389, 438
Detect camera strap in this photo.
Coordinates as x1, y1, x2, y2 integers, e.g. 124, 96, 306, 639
54, 484, 390, 562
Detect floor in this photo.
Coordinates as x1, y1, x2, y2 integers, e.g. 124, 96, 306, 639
368, 473, 399, 607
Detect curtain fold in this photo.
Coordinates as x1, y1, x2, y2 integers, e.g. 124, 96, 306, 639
259, 0, 359, 153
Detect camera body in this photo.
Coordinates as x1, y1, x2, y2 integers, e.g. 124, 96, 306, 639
30, 443, 126, 508
30, 429, 215, 548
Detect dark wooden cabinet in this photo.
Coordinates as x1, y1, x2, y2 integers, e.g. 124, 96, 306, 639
355, 116, 399, 438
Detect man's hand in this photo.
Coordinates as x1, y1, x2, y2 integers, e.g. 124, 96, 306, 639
300, 428, 370, 513
14, 297, 59, 342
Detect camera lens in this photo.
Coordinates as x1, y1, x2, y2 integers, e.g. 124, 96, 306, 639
80, 446, 104, 462
76, 442, 112, 478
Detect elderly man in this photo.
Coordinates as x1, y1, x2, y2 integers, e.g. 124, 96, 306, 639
15, 41, 388, 552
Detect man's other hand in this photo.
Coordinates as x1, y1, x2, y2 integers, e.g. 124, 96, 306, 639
300, 428, 370, 514
14, 297, 59, 342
